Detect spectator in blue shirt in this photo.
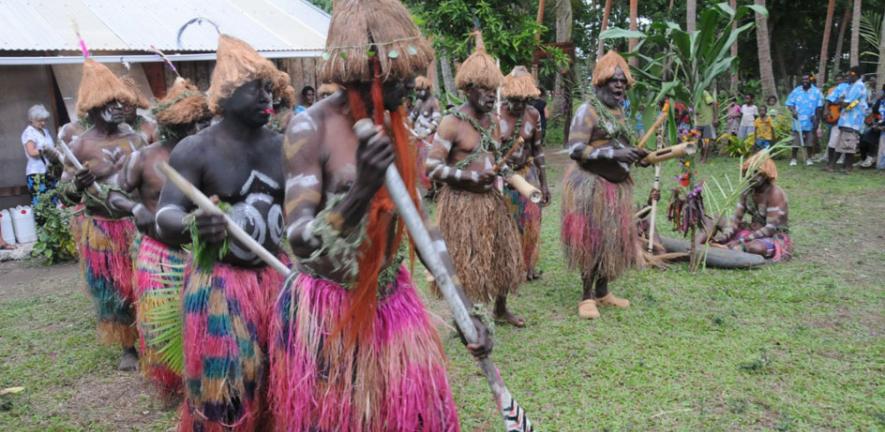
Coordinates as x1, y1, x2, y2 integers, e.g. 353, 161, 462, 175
827, 66, 868, 172
786, 74, 824, 166
822, 73, 851, 165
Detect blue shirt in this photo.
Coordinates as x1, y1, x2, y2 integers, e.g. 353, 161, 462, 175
837, 81, 868, 131
826, 83, 850, 103
294, 105, 307, 114
785, 85, 823, 131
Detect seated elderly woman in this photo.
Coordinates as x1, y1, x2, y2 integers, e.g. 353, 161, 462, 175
21, 104, 60, 206
711, 152, 792, 262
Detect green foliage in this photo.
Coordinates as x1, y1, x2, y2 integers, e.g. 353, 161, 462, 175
30, 190, 77, 264
859, 11, 883, 64
143, 269, 186, 374
306, 0, 331, 13
186, 202, 232, 272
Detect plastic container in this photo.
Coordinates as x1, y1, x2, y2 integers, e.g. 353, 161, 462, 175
11, 206, 37, 243
0, 209, 15, 244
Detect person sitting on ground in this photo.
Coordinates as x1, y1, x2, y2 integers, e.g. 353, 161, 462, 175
738, 94, 758, 141
754, 105, 775, 151
786, 74, 824, 166
294, 85, 315, 114
712, 152, 792, 262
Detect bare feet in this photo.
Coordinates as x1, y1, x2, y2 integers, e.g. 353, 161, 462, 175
525, 268, 543, 281
494, 309, 526, 327
118, 347, 139, 371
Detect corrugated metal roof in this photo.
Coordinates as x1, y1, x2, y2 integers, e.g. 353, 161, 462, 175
0, 0, 330, 53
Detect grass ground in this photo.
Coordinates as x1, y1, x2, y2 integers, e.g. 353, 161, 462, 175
1, 154, 882, 431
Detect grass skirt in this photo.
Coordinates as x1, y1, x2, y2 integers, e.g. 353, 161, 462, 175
435, 186, 524, 302
178, 259, 286, 432
269, 266, 460, 432
134, 234, 187, 397
78, 215, 138, 348
504, 166, 542, 271
560, 163, 639, 281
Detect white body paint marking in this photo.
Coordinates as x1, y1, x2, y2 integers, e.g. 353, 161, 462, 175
286, 174, 319, 191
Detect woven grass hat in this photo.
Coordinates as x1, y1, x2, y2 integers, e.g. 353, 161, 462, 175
75, 59, 139, 118
592, 51, 635, 88
455, 31, 504, 91
415, 75, 432, 90
121, 76, 151, 109
208, 34, 279, 114
273, 71, 296, 108
742, 151, 778, 182
319, 0, 433, 84
153, 77, 211, 126
501, 65, 540, 99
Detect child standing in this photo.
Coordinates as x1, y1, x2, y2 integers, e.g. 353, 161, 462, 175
754, 105, 775, 151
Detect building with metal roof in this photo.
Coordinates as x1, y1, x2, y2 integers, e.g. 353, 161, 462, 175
0, 0, 330, 208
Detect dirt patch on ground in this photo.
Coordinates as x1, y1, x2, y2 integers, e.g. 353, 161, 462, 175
0, 260, 80, 301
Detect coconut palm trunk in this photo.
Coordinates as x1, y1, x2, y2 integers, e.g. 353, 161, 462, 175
878, 13, 885, 88
818, 0, 836, 83
833, 6, 851, 75
629, 0, 639, 67
553, 0, 573, 117
687, 0, 697, 33
849, 0, 862, 67
730, 0, 738, 95
439, 51, 456, 98
754, 0, 776, 98
597, 0, 613, 58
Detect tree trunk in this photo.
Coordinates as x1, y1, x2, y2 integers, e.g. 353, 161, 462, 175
849, 0, 861, 67
629, 0, 639, 67
687, 0, 696, 33
597, 0, 613, 58
552, 0, 574, 118
531, 0, 547, 79
833, 6, 850, 75
878, 13, 885, 89
754, 0, 776, 99
729, 0, 738, 95
439, 51, 456, 98
818, 0, 836, 84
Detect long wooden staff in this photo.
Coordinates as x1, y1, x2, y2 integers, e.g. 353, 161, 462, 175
642, 102, 670, 253
355, 120, 534, 432
57, 139, 103, 196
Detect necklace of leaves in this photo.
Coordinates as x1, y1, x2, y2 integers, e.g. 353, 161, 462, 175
449, 109, 500, 169
499, 115, 524, 162
587, 92, 637, 147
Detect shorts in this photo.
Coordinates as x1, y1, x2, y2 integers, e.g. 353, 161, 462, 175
792, 131, 814, 148
697, 125, 716, 139
836, 128, 859, 153
738, 125, 755, 140
755, 139, 771, 150
827, 126, 841, 149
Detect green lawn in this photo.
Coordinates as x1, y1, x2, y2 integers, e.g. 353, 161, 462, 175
1, 155, 883, 431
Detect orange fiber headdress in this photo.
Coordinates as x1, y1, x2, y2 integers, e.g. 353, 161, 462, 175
592, 50, 635, 88
207, 34, 279, 114
76, 59, 139, 118
742, 151, 778, 182
455, 31, 504, 91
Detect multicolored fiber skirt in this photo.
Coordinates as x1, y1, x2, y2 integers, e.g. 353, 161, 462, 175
134, 234, 187, 397
504, 166, 543, 272
269, 266, 460, 432
435, 186, 524, 302
731, 226, 793, 262
178, 259, 287, 432
78, 215, 138, 348
560, 164, 639, 281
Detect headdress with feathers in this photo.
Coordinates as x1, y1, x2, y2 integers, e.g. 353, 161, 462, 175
76, 59, 139, 118
592, 51, 635, 88
501, 65, 540, 99
207, 34, 279, 114
121, 76, 152, 109
319, 0, 433, 84
152, 77, 211, 126
455, 31, 504, 91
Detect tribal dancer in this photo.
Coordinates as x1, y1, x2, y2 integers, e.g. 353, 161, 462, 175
108, 77, 212, 396
409, 75, 441, 191
427, 32, 526, 327
121, 76, 159, 144
269, 71, 296, 133
155, 35, 288, 431
561, 51, 649, 320
270, 1, 491, 430
712, 152, 792, 261
58, 59, 148, 369
499, 66, 550, 281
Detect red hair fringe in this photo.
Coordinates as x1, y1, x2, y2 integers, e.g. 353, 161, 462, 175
338, 59, 418, 348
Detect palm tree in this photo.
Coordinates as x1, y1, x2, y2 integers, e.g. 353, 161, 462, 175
833, 6, 851, 75
629, 0, 639, 67
730, 0, 738, 95
754, 0, 776, 98
687, 0, 697, 33
850, 0, 861, 66
818, 0, 836, 83
553, 0, 573, 117
597, 0, 613, 58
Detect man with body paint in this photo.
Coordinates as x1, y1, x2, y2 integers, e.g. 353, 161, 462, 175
426, 32, 526, 327
154, 35, 287, 431
561, 51, 650, 320
409, 75, 442, 193
58, 59, 148, 370
499, 66, 549, 281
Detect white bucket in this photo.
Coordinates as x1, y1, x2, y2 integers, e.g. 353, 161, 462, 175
11, 206, 37, 243
0, 209, 15, 244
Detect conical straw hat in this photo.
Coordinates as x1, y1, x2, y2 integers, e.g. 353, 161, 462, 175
455, 31, 503, 91
207, 34, 279, 114
76, 59, 139, 118
153, 77, 211, 126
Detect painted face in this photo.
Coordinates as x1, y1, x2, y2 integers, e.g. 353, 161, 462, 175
224, 79, 273, 127
597, 68, 628, 108
382, 76, 416, 111
98, 100, 125, 125
416, 88, 430, 100
801, 76, 811, 90
122, 103, 137, 122
467, 86, 497, 113
506, 98, 527, 117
